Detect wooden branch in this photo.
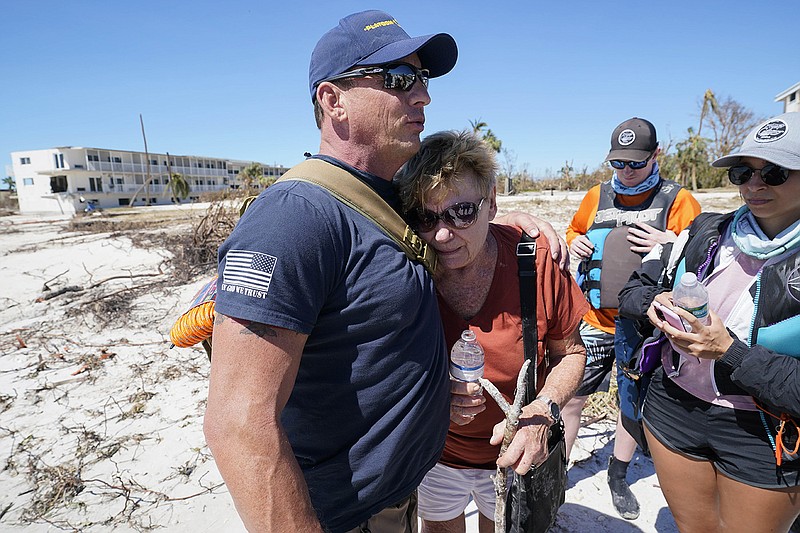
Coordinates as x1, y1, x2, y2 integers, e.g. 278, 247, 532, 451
91, 282, 162, 302
479, 359, 530, 533
86, 270, 164, 290
35, 271, 165, 302
581, 413, 611, 427
36, 286, 83, 301
481, 379, 510, 413
42, 269, 69, 291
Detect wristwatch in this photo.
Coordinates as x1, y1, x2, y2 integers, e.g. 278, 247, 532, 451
535, 395, 561, 424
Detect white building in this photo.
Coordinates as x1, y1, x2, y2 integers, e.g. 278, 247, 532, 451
10, 146, 290, 215
775, 82, 800, 114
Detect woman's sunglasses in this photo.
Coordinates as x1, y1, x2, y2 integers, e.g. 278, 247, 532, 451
409, 198, 486, 233
609, 154, 653, 170
321, 63, 429, 92
727, 163, 791, 186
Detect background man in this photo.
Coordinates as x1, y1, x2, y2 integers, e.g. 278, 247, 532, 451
563, 117, 700, 520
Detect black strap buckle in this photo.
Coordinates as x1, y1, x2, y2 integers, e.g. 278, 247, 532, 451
516, 241, 537, 257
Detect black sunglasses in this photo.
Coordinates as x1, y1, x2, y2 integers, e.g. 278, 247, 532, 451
609, 154, 654, 170
728, 163, 791, 186
322, 63, 429, 92
409, 198, 486, 233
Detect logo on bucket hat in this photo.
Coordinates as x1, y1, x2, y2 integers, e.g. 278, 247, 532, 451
308, 10, 457, 101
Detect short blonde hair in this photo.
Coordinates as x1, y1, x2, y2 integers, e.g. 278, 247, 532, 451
395, 130, 498, 213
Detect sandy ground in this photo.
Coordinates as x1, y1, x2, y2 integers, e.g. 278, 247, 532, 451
0, 190, 743, 532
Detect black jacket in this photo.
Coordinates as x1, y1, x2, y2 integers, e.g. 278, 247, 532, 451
618, 212, 800, 418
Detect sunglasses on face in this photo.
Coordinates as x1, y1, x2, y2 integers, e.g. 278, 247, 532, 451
727, 163, 791, 186
409, 198, 486, 233
322, 63, 430, 92
609, 154, 653, 170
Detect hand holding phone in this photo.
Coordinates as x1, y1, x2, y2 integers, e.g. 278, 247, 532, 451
653, 301, 687, 332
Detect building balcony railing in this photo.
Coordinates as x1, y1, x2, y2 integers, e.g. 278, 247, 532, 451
83, 162, 229, 177
83, 183, 226, 194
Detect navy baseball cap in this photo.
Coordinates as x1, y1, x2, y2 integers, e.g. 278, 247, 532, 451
309, 10, 457, 101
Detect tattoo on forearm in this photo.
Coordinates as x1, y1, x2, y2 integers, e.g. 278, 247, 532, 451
240, 322, 278, 339
214, 314, 228, 326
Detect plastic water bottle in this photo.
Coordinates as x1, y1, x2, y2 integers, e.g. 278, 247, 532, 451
450, 329, 484, 382
673, 272, 710, 331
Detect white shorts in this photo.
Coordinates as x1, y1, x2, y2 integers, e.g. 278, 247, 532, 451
417, 462, 510, 522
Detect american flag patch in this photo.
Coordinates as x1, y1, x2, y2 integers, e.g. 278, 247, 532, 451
221, 249, 277, 296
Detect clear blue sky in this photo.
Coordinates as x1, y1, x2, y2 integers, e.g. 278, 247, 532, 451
2, 0, 798, 184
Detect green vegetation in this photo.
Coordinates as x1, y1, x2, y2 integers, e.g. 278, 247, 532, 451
470, 119, 502, 153
2, 176, 16, 192
482, 89, 762, 193
168, 172, 191, 201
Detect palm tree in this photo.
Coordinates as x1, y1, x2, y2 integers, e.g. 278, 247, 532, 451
683, 89, 719, 190
469, 119, 502, 153
697, 89, 719, 138
167, 172, 190, 202
128, 177, 156, 207
239, 162, 263, 191
470, 119, 488, 133
559, 160, 575, 189
676, 128, 709, 190
2, 176, 15, 192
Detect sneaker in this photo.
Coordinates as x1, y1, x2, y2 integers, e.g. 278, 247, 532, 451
607, 456, 640, 520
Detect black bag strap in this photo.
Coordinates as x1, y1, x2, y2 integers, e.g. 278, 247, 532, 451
274, 158, 437, 274
517, 232, 538, 405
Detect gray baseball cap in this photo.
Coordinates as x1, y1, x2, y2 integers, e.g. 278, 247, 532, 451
712, 112, 800, 170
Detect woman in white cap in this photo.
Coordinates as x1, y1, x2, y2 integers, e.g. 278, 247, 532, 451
618, 112, 800, 532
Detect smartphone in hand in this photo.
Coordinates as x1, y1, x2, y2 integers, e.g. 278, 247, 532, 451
653, 301, 687, 332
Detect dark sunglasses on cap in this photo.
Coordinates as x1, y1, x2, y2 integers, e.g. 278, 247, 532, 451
408, 198, 486, 233
609, 153, 654, 170
728, 163, 791, 186
321, 62, 429, 92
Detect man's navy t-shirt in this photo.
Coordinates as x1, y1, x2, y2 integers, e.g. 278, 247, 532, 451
215, 157, 450, 532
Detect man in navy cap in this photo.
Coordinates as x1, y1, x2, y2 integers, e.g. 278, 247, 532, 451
205, 10, 561, 533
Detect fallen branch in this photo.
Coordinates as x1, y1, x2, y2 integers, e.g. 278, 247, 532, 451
479, 359, 530, 533
44, 374, 90, 388
70, 350, 116, 376
163, 482, 226, 501
42, 270, 69, 292
36, 286, 82, 302
581, 413, 612, 427
88, 281, 164, 304
86, 270, 164, 291
35, 271, 166, 302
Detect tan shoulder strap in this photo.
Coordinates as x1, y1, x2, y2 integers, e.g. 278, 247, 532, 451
275, 158, 437, 274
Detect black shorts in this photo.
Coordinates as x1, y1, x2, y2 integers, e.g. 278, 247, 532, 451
575, 322, 614, 397
643, 367, 800, 489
